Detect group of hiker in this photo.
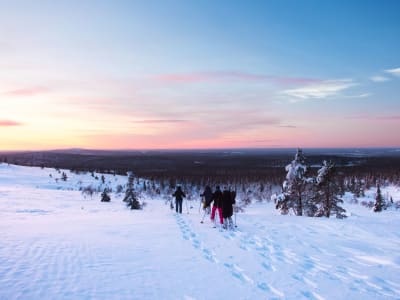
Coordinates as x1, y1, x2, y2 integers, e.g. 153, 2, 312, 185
172, 185, 236, 229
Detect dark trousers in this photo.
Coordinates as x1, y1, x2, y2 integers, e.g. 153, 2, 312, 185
176, 199, 183, 213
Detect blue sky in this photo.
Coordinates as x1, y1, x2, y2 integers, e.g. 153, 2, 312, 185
0, 0, 399, 149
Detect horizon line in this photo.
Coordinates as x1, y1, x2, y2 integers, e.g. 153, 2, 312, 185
1, 146, 400, 153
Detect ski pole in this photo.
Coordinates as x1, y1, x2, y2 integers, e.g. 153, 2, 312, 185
234, 205, 237, 227
186, 198, 189, 214
199, 197, 203, 214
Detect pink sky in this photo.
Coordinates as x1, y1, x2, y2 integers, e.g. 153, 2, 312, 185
1, 73, 399, 150
1, 2, 399, 150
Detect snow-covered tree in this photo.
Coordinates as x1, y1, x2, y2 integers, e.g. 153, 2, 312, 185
123, 172, 141, 210
275, 148, 311, 216
142, 181, 147, 191
347, 176, 366, 198
101, 188, 111, 202
115, 184, 124, 194
82, 185, 95, 199
312, 161, 346, 218
373, 184, 384, 212
61, 172, 68, 181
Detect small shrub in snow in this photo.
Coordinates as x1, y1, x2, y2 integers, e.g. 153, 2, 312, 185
101, 189, 111, 202
349, 195, 358, 204
373, 185, 384, 212
82, 185, 95, 199
123, 172, 141, 210
395, 201, 400, 209
115, 184, 124, 194
361, 200, 374, 209
61, 172, 68, 181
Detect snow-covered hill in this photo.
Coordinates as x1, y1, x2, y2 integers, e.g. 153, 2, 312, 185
1, 164, 399, 299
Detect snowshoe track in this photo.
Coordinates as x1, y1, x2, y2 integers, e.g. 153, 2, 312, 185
174, 214, 286, 298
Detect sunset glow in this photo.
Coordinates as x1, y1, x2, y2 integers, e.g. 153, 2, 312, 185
1, 1, 399, 150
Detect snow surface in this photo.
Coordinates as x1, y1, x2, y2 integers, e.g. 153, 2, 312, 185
1, 163, 400, 300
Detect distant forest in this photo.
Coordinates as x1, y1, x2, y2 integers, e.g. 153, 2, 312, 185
2, 149, 400, 188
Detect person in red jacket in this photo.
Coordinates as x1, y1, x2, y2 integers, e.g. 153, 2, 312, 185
210, 186, 223, 226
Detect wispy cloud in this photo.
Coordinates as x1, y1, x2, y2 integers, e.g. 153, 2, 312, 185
0, 120, 23, 126
152, 71, 320, 85
234, 116, 280, 128
2, 86, 50, 97
281, 79, 356, 101
197, 109, 281, 130
345, 93, 370, 99
377, 115, 400, 121
370, 75, 390, 82
385, 67, 400, 77
132, 119, 189, 124
348, 114, 400, 121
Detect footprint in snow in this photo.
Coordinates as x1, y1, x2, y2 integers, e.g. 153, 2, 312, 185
223, 263, 253, 285
192, 240, 201, 249
257, 282, 271, 292
202, 249, 218, 263
262, 261, 275, 272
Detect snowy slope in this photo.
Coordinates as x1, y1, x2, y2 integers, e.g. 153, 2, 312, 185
0, 163, 128, 191
1, 163, 400, 300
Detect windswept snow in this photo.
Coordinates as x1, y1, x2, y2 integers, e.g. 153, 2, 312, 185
1, 163, 400, 299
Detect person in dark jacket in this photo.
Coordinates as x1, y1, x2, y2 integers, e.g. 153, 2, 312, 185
173, 186, 186, 214
210, 186, 223, 226
222, 187, 236, 229
200, 185, 213, 214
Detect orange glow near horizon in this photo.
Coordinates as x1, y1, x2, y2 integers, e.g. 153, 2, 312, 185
2, 117, 399, 151
1, 2, 400, 152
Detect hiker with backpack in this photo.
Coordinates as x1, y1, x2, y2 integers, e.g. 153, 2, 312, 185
200, 185, 213, 214
200, 185, 213, 223
210, 185, 223, 226
172, 186, 186, 214
222, 187, 235, 229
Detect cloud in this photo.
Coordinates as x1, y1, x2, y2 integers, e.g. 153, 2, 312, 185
345, 93, 370, 99
370, 75, 390, 82
348, 114, 400, 121
385, 67, 400, 77
0, 120, 23, 126
132, 119, 189, 124
152, 71, 320, 85
2, 86, 50, 97
281, 79, 356, 101
198, 109, 281, 130
375, 115, 400, 121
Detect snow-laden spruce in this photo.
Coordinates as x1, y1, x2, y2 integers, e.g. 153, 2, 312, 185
373, 184, 384, 212
274, 148, 313, 216
123, 171, 141, 209
311, 160, 346, 218
273, 149, 346, 218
